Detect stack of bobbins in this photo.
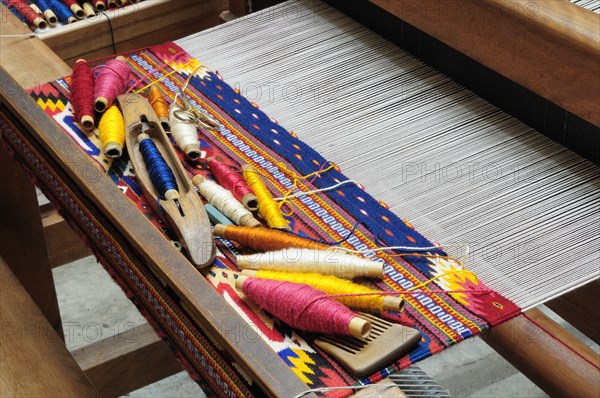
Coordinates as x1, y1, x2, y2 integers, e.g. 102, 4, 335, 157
242, 269, 404, 313
235, 275, 371, 338
236, 248, 384, 279
6, 1, 47, 29
192, 175, 261, 227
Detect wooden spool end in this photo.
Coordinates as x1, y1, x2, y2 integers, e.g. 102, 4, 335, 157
70, 4, 85, 19
108, 0, 118, 7
80, 115, 94, 131
242, 192, 258, 212
94, 96, 109, 113
240, 214, 262, 228
44, 10, 58, 26
164, 190, 180, 201
212, 224, 227, 237
117, 0, 127, 5
82, 2, 96, 18
183, 144, 201, 161
382, 296, 405, 313
191, 174, 206, 188
235, 274, 249, 291
67, 16, 77, 24
33, 17, 47, 30
94, 1, 106, 10
137, 133, 150, 142
348, 317, 371, 339
104, 141, 123, 159
363, 260, 384, 278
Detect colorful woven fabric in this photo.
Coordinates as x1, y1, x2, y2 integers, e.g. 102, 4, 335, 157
17, 42, 522, 396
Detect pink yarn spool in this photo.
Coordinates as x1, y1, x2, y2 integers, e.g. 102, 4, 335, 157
235, 276, 371, 338
208, 158, 258, 211
94, 56, 130, 113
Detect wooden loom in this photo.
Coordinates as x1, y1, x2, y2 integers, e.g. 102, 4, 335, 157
1, 1, 599, 397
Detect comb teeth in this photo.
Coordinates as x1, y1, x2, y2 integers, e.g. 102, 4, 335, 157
315, 313, 421, 377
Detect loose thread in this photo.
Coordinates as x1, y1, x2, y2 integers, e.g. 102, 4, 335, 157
242, 165, 288, 229
208, 158, 258, 211
274, 179, 358, 201
94, 56, 130, 112
70, 59, 95, 130
97, 105, 125, 158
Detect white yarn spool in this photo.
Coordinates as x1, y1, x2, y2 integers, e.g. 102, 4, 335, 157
192, 175, 261, 227
236, 248, 384, 278
169, 104, 201, 160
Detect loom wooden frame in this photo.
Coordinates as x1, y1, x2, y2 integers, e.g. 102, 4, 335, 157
1, 1, 598, 397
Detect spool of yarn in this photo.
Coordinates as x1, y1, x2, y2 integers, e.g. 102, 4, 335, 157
169, 104, 201, 160
236, 248, 384, 279
70, 59, 95, 130
46, 0, 76, 23
192, 175, 261, 227
60, 0, 84, 19
148, 86, 170, 131
138, 134, 179, 200
5, 0, 47, 29
97, 105, 125, 158
242, 270, 404, 312
92, 0, 105, 11
80, 1, 95, 17
213, 224, 329, 252
33, 0, 58, 25
208, 158, 258, 211
242, 165, 288, 230
94, 56, 130, 113
236, 275, 371, 338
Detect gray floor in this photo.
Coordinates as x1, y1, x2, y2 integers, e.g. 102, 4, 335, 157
52, 250, 593, 398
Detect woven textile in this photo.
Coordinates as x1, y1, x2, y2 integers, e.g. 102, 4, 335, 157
19, 42, 522, 396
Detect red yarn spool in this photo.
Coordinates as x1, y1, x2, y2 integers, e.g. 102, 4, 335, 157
94, 56, 130, 113
70, 59, 95, 130
6, 0, 47, 29
236, 275, 371, 338
208, 158, 258, 211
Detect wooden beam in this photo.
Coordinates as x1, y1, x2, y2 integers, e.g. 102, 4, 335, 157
41, 204, 92, 268
369, 0, 600, 127
0, 144, 64, 339
72, 323, 183, 398
0, 258, 99, 397
482, 308, 600, 398
38, 0, 227, 65
545, 280, 600, 345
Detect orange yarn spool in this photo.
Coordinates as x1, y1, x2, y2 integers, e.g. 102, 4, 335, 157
213, 224, 329, 252
148, 86, 170, 131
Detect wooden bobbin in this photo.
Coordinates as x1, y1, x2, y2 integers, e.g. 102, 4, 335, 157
107, 0, 118, 7
94, 56, 128, 113
42, 9, 58, 26
67, 16, 77, 24
241, 269, 405, 312
81, 2, 96, 18
74, 58, 95, 131
93, 0, 106, 11
235, 275, 371, 338
28, 4, 48, 29
69, 4, 85, 19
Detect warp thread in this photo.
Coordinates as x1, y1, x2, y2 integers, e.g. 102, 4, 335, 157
138, 136, 179, 199
236, 248, 383, 279
246, 270, 404, 312
242, 165, 288, 229
238, 276, 370, 338
208, 158, 257, 211
97, 105, 125, 158
213, 224, 329, 252
70, 59, 95, 130
94, 57, 130, 113
192, 175, 260, 227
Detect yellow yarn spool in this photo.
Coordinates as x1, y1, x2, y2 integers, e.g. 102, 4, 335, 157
242, 165, 289, 230
98, 105, 126, 158
243, 269, 404, 312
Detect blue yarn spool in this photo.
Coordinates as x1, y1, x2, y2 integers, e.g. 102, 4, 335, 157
46, 0, 75, 23
138, 138, 179, 199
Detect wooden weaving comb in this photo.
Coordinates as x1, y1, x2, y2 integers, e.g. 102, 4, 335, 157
315, 312, 421, 377
117, 93, 215, 267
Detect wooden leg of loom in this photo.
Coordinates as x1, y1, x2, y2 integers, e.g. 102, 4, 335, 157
481, 308, 600, 398
0, 144, 64, 340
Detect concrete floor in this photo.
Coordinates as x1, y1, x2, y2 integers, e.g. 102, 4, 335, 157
52, 253, 595, 398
